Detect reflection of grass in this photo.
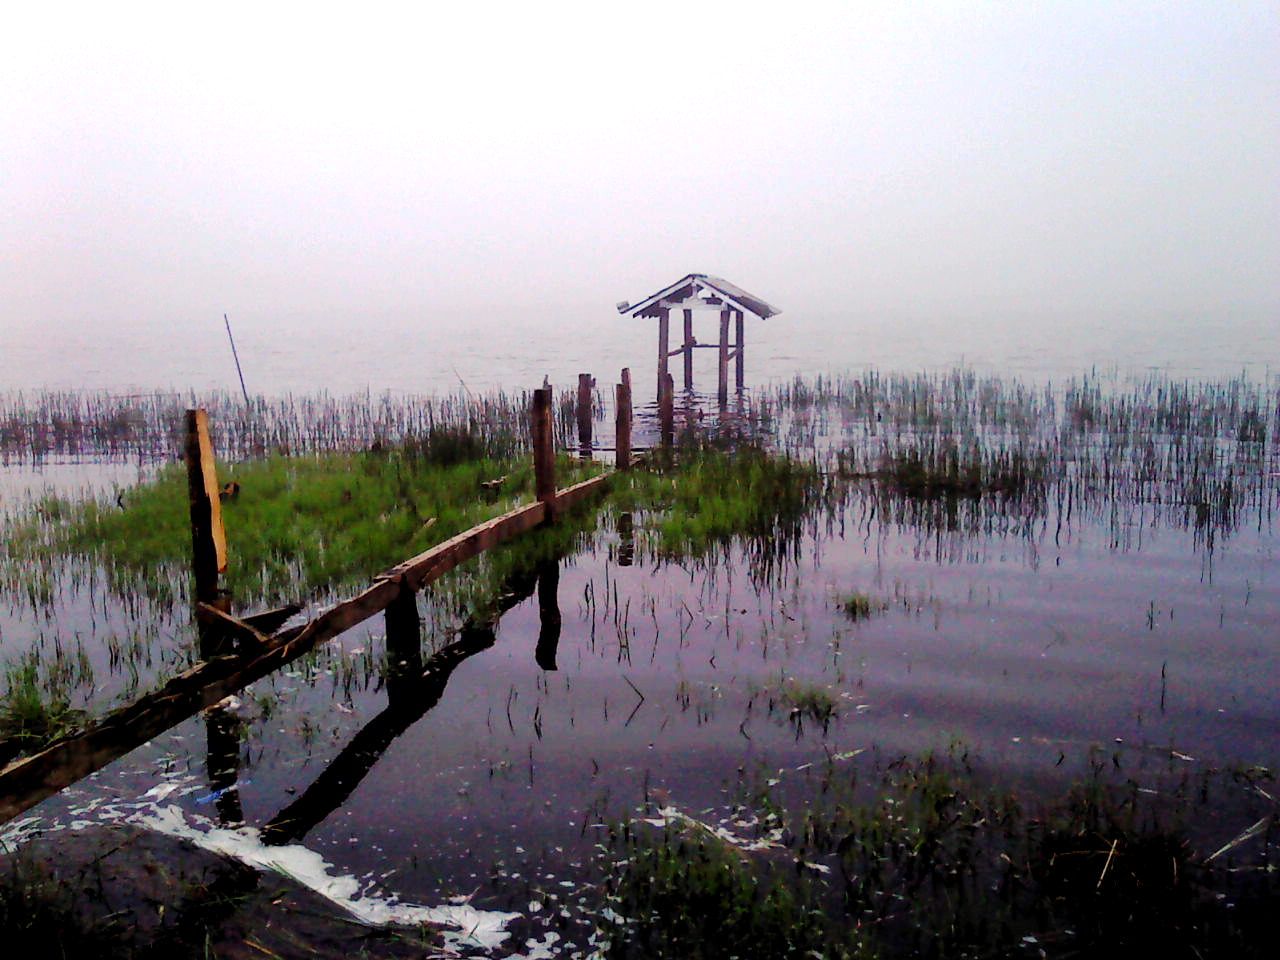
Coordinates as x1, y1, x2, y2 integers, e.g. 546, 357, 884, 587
874, 439, 1049, 500
601, 748, 1279, 959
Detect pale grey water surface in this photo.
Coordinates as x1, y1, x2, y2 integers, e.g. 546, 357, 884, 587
4, 308, 1277, 397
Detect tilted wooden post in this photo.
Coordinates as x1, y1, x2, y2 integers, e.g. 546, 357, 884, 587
734, 309, 745, 393
577, 373, 593, 452
532, 387, 557, 520
682, 308, 694, 391
718, 308, 731, 405
184, 409, 227, 606
616, 367, 632, 470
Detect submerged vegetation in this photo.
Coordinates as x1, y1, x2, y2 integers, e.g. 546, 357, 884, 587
599, 749, 1279, 959
0, 652, 88, 765
840, 591, 887, 621
616, 445, 835, 570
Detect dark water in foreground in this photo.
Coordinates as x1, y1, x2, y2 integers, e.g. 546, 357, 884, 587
2, 456, 1277, 953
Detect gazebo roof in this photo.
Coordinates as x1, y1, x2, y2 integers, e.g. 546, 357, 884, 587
617, 274, 781, 320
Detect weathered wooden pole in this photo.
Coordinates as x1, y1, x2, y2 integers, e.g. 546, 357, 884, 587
532, 387, 557, 519
615, 368, 632, 470
657, 307, 670, 400
184, 409, 227, 606
734, 309, 745, 393
717, 309, 731, 406
660, 372, 675, 446
576, 371, 593, 455
682, 308, 694, 391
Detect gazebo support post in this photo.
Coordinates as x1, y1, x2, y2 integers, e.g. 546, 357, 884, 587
718, 308, 730, 406
657, 307, 670, 401
682, 308, 694, 391
734, 310, 744, 393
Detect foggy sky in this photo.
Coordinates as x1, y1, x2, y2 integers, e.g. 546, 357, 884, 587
3, 2, 1277, 349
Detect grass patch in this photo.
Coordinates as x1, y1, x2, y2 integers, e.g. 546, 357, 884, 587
613, 447, 834, 563
840, 591, 887, 622
3, 445, 601, 607
780, 680, 838, 734
0, 652, 89, 765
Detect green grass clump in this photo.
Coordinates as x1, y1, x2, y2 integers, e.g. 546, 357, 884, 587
780, 680, 838, 733
0, 655, 86, 760
599, 820, 867, 960
614, 447, 832, 560
840, 592, 887, 621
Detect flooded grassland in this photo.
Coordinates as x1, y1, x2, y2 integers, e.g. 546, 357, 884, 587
1, 370, 1277, 957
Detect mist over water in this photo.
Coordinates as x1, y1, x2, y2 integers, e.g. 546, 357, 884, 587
5, 307, 1277, 397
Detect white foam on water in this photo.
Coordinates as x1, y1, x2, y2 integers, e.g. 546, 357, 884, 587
136, 804, 518, 950
639, 804, 783, 852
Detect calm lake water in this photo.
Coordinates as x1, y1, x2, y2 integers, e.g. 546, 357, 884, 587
4, 307, 1278, 396
1, 314, 1278, 955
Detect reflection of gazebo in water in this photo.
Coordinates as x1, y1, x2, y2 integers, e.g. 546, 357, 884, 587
617, 274, 781, 403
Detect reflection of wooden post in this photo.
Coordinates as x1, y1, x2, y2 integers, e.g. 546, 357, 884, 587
532, 387, 557, 520
660, 373, 675, 446
577, 373, 593, 452
617, 512, 635, 566
657, 307, 670, 399
682, 308, 694, 391
384, 582, 422, 704
616, 370, 632, 471
534, 559, 561, 671
185, 409, 227, 606
734, 310, 744, 393
205, 707, 244, 826
718, 309, 730, 405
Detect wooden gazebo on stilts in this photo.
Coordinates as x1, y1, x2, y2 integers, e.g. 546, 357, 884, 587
617, 274, 781, 404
